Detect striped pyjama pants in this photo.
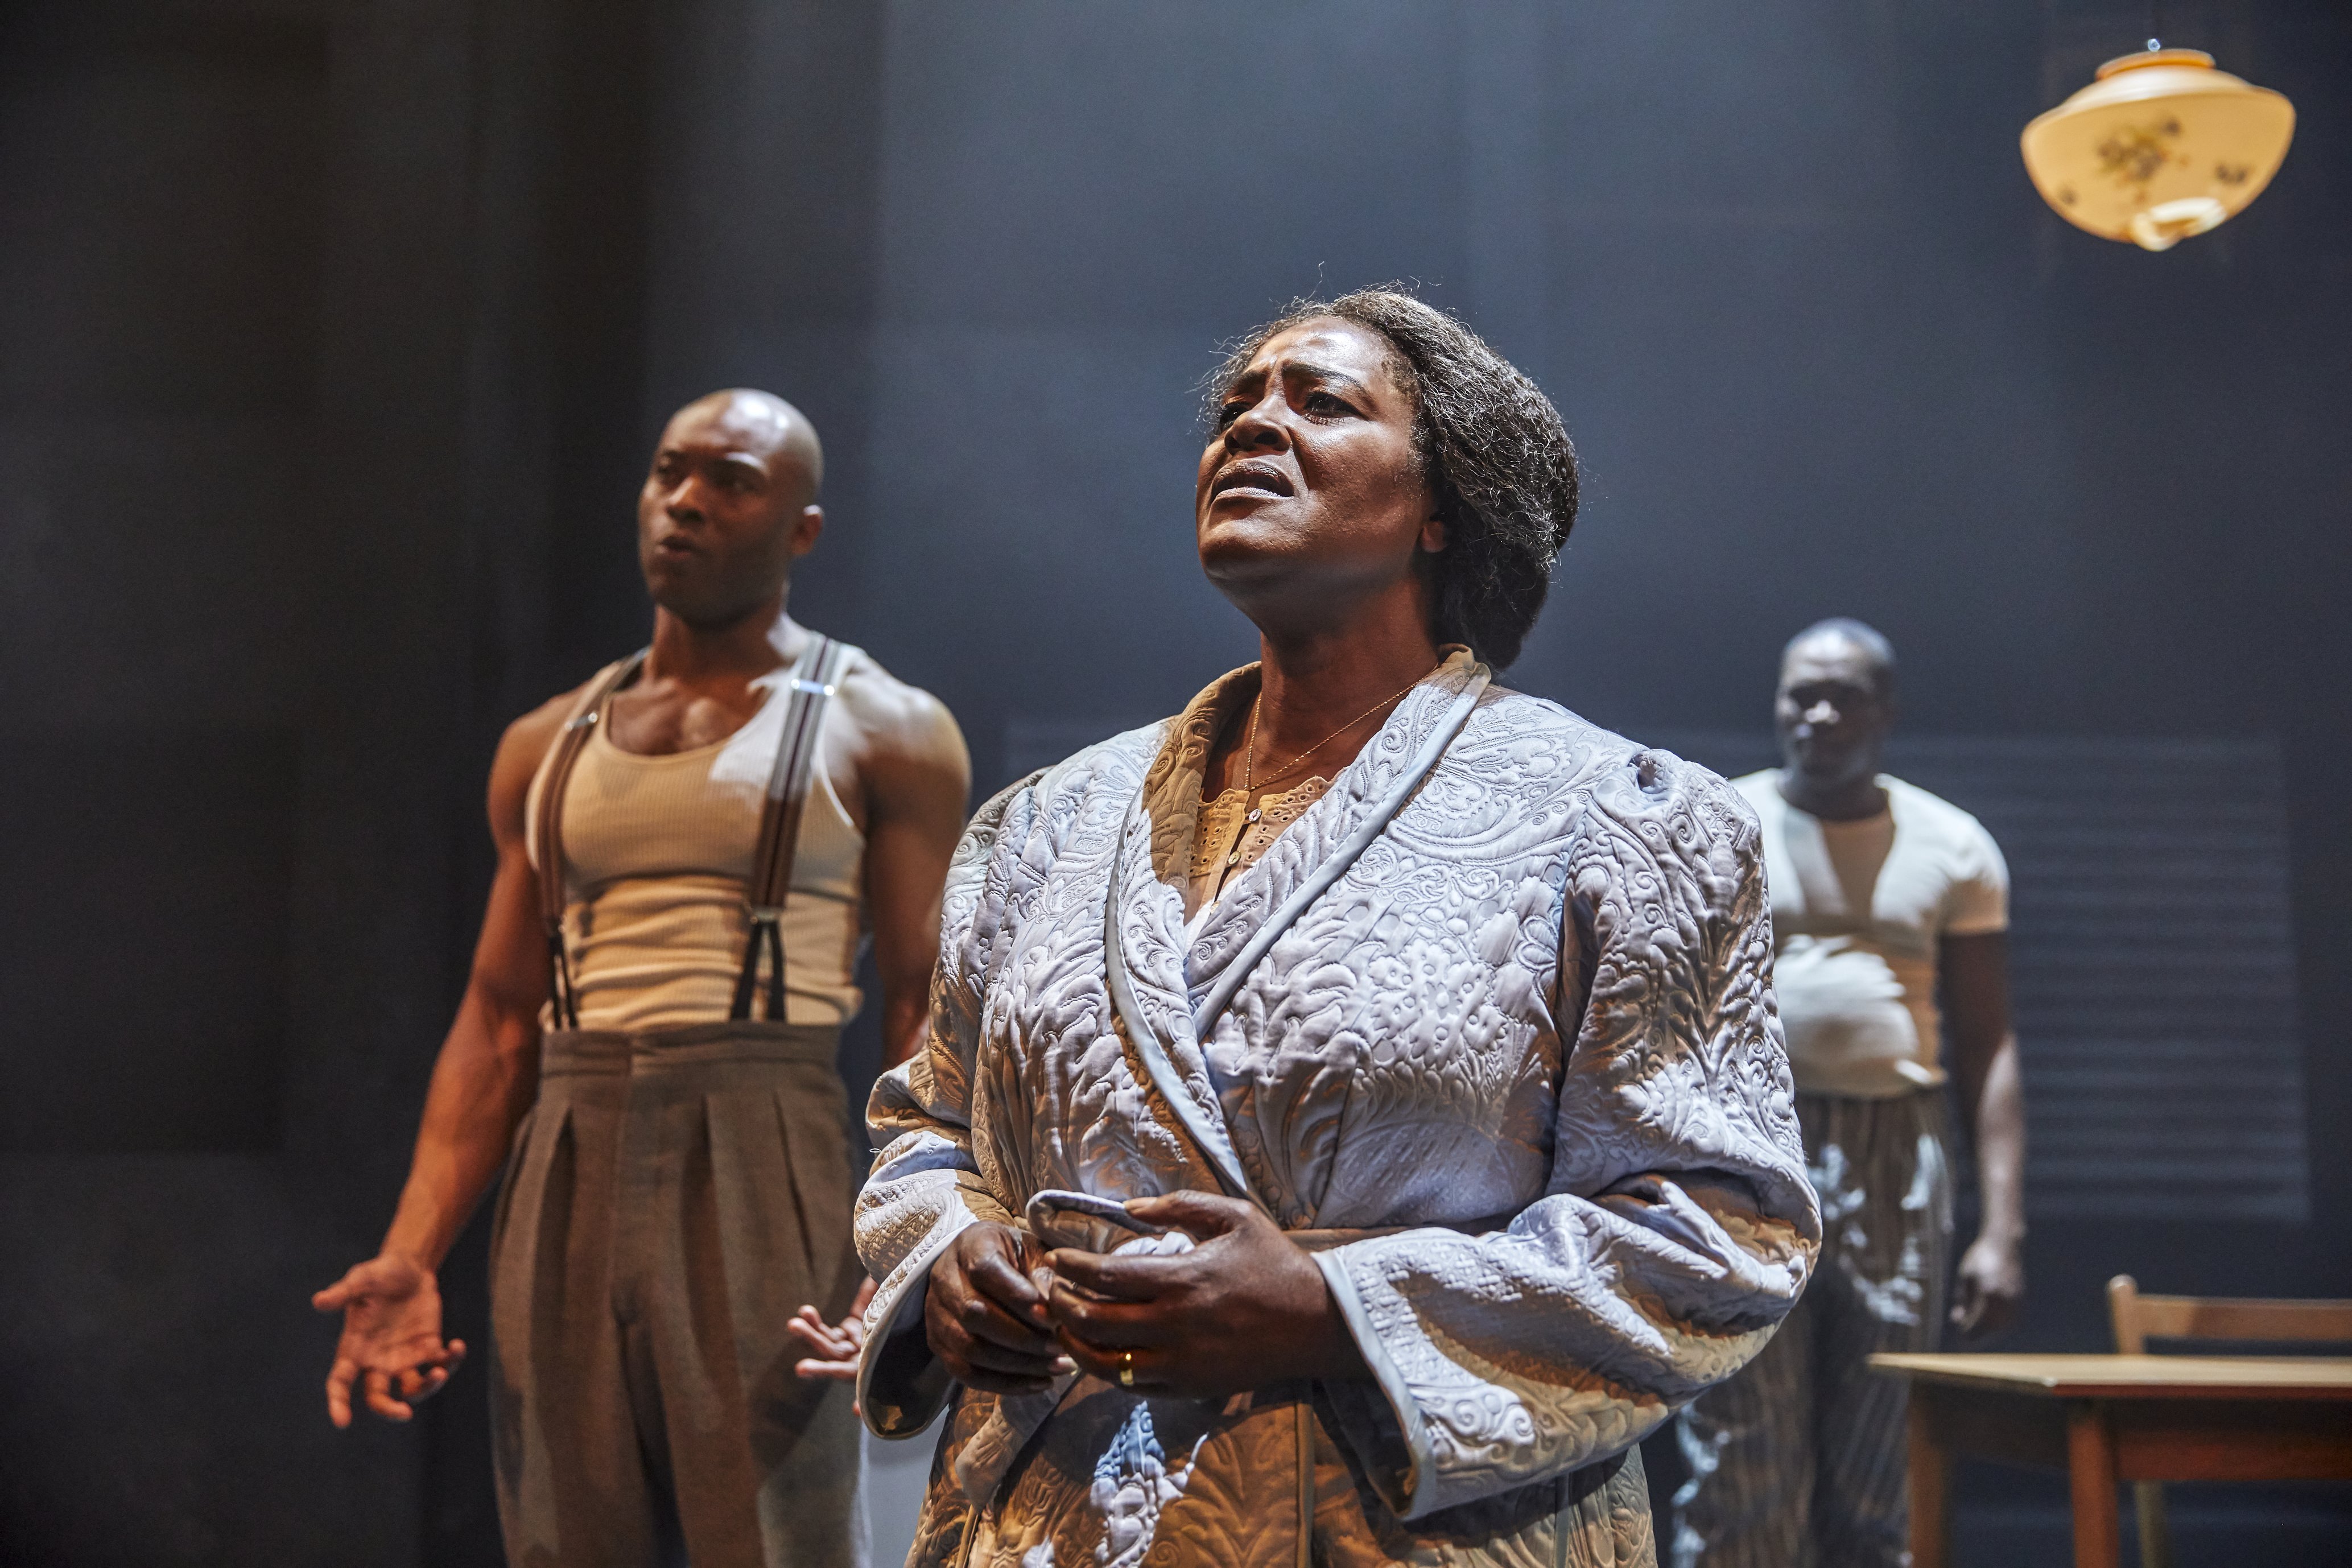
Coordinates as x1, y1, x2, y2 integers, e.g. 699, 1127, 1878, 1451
1669, 1090, 1953, 1568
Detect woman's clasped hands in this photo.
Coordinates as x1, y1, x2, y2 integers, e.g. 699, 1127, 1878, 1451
921, 1191, 1365, 1400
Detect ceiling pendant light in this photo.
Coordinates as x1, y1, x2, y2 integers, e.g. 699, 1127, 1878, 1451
2020, 42, 2295, 252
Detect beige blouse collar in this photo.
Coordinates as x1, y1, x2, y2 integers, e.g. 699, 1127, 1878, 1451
1138, 646, 1476, 890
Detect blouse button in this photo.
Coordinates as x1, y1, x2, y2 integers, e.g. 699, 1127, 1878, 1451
1227, 851, 1241, 866
1245, 808, 1261, 823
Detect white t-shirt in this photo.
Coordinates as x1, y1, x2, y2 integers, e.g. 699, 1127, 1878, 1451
1735, 771, 2009, 1099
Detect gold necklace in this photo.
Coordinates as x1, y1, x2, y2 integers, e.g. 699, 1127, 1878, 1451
1244, 670, 1427, 791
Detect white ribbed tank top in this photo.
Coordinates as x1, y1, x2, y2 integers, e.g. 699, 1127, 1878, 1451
522, 653, 866, 1031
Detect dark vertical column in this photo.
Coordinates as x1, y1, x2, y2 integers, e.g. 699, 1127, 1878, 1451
0, 0, 520, 1555
545, 0, 658, 673
290, 0, 490, 1560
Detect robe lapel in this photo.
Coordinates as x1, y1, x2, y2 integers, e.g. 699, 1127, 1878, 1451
1108, 775, 1257, 1199
1101, 650, 1491, 1208
1183, 650, 1487, 1021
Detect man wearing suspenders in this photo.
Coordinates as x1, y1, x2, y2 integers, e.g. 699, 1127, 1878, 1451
313, 389, 971, 1567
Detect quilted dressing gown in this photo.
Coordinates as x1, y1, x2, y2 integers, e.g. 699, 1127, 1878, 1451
855, 651, 1819, 1567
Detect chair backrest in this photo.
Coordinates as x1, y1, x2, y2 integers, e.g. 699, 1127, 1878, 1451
2108, 1274, 2352, 1355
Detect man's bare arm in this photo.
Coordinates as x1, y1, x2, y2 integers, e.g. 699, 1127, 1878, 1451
313, 692, 572, 1423
381, 701, 568, 1265
1942, 929, 2025, 1336
857, 676, 970, 1069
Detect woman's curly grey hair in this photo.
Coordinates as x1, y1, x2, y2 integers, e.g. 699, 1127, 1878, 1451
1205, 287, 1578, 669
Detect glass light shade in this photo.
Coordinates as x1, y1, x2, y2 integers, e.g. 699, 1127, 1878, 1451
2021, 48, 2295, 252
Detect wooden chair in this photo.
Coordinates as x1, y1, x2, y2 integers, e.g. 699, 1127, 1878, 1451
2106, 1274, 2352, 1568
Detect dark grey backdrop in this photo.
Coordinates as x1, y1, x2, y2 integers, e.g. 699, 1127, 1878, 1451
2, 1, 2346, 1563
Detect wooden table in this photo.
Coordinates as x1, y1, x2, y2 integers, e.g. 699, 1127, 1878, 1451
1869, 1353, 2352, 1568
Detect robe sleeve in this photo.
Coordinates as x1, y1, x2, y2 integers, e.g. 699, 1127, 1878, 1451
853, 773, 1039, 1437
1313, 751, 1822, 1520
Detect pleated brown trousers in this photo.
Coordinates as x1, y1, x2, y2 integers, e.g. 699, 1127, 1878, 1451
489, 1022, 869, 1568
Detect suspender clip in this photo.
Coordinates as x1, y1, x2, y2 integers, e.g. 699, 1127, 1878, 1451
544, 921, 580, 1030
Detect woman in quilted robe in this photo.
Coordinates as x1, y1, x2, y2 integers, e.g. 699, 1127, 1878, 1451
852, 288, 1819, 1568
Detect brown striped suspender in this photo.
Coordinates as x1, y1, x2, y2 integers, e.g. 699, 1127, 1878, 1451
730, 634, 849, 1021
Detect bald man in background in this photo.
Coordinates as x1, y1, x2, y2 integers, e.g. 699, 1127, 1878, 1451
1671, 618, 2025, 1568
313, 390, 970, 1567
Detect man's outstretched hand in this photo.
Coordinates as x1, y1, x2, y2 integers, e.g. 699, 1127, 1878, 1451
790, 1275, 879, 1383
312, 1253, 467, 1427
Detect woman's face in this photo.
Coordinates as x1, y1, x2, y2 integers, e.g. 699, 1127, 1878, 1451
1195, 318, 1442, 627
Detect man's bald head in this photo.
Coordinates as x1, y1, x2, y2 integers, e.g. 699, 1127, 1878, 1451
667, 388, 824, 508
